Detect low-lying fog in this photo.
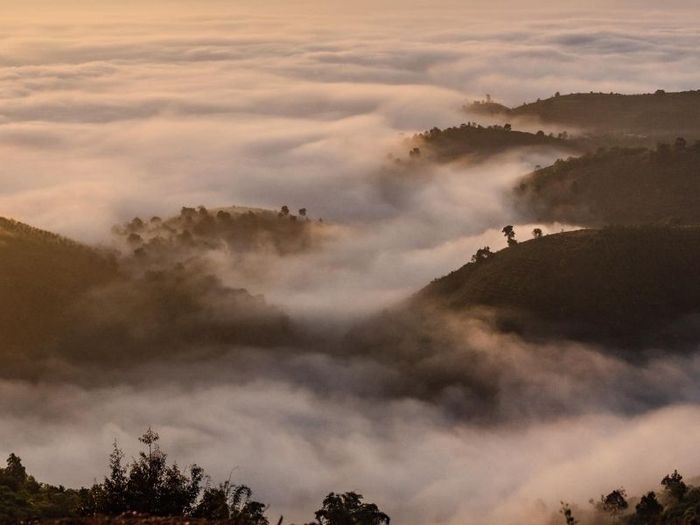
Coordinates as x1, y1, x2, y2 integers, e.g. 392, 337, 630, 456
2, 2, 700, 524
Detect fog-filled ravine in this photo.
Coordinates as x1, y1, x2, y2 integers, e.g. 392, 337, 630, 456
3, 2, 700, 525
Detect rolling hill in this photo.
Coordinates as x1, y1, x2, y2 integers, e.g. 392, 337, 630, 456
469, 90, 700, 144
513, 143, 700, 226
408, 123, 579, 162
415, 227, 700, 346
0, 214, 297, 374
0, 218, 118, 359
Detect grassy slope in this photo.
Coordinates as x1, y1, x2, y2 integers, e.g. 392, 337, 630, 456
513, 146, 700, 226
418, 228, 700, 344
0, 218, 117, 354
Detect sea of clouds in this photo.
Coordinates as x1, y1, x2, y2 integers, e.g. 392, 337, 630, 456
3, 1, 700, 524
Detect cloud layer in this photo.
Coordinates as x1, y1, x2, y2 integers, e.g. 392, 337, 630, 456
3, 3, 700, 525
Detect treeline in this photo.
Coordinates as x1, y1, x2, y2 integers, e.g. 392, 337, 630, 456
0, 217, 103, 258
113, 205, 323, 261
562, 470, 699, 525
0, 430, 389, 525
404, 122, 575, 163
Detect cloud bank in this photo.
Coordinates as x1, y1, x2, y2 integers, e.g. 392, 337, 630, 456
2, 3, 700, 525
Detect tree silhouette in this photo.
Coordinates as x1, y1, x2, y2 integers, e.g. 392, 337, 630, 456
560, 502, 578, 525
1, 454, 27, 492
193, 482, 268, 524
598, 489, 628, 519
502, 225, 517, 247
661, 470, 687, 502
631, 492, 663, 525
471, 246, 493, 264
100, 441, 128, 514
315, 492, 389, 525
532, 228, 543, 239
94, 429, 204, 517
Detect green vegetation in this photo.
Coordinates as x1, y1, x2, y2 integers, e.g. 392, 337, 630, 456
417, 227, 700, 345
0, 430, 389, 525
0, 452, 89, 522
514, 142, 700, 226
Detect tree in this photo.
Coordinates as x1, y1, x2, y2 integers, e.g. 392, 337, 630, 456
217, 210, 232, 222
93, 429, 204, 517
471, 246, 493, 264
193, 482, 268, 524
193, 484, 231, 520
127, 232, 143, 246
598, 489, 628, 520
299, 208, 307, 218
1, 455, 27, 492
230, 484, 268, 525
504, 123, 512, 132
631, 492, 663, 525
661, 470, 687, 502
279, 206, 290, 217
314, 492, 390, 525
101, 442, 128, 514
502, 225, 517, 247
675, 137, 687, 151
532, 228, 543, 239
560, 502, 578, 525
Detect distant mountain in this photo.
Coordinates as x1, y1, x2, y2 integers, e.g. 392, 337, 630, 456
513, 143, 700, 226
469, 90, 700, 144
415, 227, 700, 346
0, 218, 117, 360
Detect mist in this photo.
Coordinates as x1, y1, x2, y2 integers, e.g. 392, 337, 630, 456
2, 2, 700, 525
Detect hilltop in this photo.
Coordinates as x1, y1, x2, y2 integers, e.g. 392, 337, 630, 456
0, 213, 299, 376
513, 142, 700, 226
469, 90, 700, 143
415, 227, 700, 346
406, 122, 579, 163
113, 204, 326, 263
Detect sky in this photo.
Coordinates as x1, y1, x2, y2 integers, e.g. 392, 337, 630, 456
2, 2, 700, 524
